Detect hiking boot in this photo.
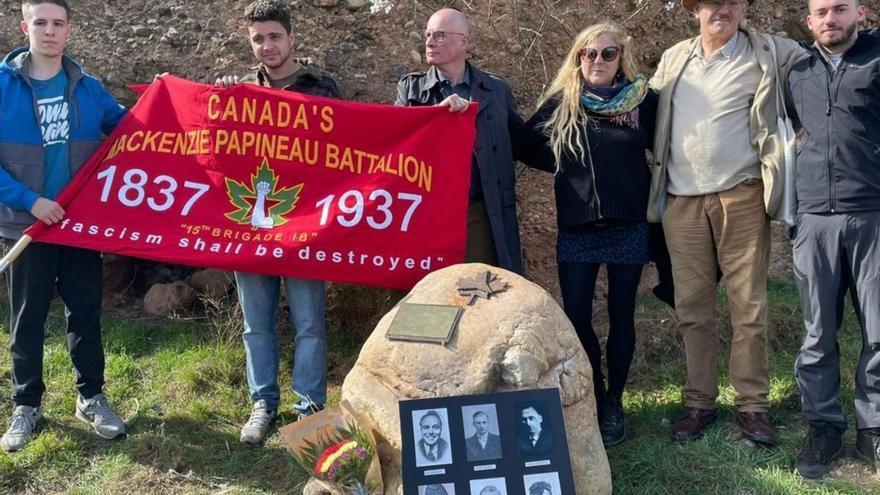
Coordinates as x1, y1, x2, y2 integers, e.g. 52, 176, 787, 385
670, 407, 717, 442
855, 428, 880, 475
600, 397, 626, 447
737, 411, 778, 447
240, 399, 277, 445
75, 394, 126, 440
795, 422, 844, 480
1, 405, 42, 452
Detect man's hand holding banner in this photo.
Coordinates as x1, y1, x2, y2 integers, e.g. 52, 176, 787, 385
23, 75, 477, 289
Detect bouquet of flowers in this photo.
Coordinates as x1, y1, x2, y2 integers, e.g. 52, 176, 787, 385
281, 401, 383, 495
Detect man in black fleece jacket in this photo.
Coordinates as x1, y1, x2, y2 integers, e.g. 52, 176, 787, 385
784, 0, 880, 480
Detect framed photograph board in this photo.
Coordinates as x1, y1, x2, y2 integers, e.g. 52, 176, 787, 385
400, 388, 576, 495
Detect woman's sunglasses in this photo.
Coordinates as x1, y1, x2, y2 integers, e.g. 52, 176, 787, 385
579, 46, 620, 63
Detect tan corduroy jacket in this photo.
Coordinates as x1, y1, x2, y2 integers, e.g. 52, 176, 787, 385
647, 29, 806, 222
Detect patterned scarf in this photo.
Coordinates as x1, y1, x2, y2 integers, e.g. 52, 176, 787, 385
580, 75, 648, 128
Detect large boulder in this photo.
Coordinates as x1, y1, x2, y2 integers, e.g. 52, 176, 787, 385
341, 263, 611, 495
143, 281, 197, 316
188, 269, 234, 299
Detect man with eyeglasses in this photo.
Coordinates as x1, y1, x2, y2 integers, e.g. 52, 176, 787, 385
395, 8, 524, 275
648, 0, 805, 445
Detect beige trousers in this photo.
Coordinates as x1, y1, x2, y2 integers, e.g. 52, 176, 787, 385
662, 180, 771, 412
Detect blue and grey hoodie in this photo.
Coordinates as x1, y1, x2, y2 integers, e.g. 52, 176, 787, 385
0, 47, 126, 239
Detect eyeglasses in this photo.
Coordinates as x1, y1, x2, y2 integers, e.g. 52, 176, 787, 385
579, 46, 620, 63
424, 31, 467, 42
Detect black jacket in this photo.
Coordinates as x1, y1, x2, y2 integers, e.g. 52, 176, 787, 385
786, 29, 880, 214
519, 90, 658, 228
395, 63, 524, 274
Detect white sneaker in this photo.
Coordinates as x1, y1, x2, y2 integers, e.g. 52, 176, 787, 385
1, 405, 41, 452
75, 394, 126, 439
240, 399, 277, 445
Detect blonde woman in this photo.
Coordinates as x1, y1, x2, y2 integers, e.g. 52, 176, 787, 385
519, 22, 657, 446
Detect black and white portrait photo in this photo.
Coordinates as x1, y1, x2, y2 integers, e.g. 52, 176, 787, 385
523, 472, 561, 495
413, 408, 453, 467
469, 477, 507, 495
516, 402, 553, 456
419, 483, 456, 495
461, 404, 502, 462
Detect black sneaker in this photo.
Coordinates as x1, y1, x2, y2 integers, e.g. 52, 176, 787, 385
600, 397, 626, 447
795, 422, 844, 480
855, 428, 880, 475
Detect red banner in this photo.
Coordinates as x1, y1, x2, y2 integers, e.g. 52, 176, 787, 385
25, 76, 476, 289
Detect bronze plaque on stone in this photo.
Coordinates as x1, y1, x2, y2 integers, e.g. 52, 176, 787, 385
386, 303, 462, 345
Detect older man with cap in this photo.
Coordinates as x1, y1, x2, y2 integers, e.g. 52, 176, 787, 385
395, 8, 524, 274
648, 0, 805, 445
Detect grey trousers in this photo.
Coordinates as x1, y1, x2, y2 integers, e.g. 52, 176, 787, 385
793, 211, 880, 429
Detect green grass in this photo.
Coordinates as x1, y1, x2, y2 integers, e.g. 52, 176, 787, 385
0, 299, 328, 495
0, 278, 878, 494
605, 278, 880, 495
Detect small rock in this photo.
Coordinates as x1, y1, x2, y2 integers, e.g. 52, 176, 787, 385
132, 25, 153, 37
188, 269, 233, 299
313, 0, 339, 7
146, 18, 158, 25
346, 0, 368, 10
324, 52, 341, 70
510, 43, 523, 55
143, 281, 196, 316
166, 27, 179, 37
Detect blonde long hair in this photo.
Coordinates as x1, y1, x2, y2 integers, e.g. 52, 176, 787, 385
536, 22, 639, 172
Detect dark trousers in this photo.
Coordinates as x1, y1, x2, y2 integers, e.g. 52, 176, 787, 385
5, 239, 104, 407
559, 261, 643, 403
793, 212, 880, 429
464, 199, 499, 266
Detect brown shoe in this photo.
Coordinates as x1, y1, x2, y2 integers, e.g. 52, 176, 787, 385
671, 407, 718, 442
738, 411, 778, 446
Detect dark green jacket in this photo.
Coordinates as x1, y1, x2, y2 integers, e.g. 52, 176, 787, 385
241, 60, 340, 98
395, 63, 523, 274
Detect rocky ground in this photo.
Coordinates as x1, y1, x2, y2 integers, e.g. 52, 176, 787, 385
1, 0, 878, 321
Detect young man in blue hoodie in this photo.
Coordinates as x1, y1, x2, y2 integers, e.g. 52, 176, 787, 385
0, 0, 128, 452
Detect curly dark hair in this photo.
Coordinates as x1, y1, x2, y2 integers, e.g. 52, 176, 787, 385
244, 0, 291, 33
